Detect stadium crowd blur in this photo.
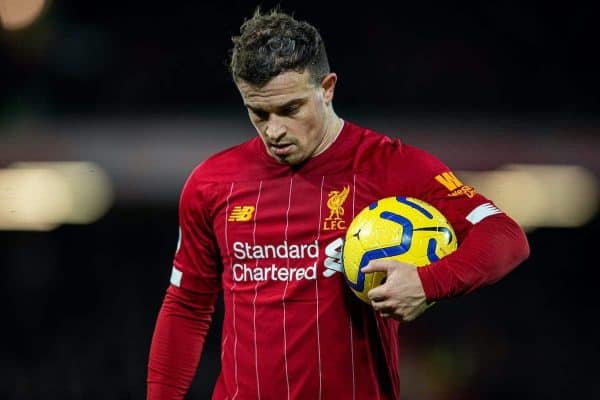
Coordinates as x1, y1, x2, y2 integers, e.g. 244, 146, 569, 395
1, 1, 598, 399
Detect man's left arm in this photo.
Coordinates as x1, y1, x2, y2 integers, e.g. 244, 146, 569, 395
363, 211, 529, 320
364, 145, 530, 320
417, 211, 530, 301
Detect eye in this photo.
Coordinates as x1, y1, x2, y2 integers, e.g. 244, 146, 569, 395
280, 104, 300, 116
251, 109, 269, 121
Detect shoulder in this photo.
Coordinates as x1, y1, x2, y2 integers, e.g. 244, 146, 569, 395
344, 121, 398, 149
344, 120, 440, 169
185, 137, 263, 186
195, 138, 259, 179
178, 138, 259, 205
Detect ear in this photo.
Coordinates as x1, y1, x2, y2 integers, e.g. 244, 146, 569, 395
321, 73, 337, 104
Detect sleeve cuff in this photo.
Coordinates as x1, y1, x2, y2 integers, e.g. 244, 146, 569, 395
417, 259, 453, 302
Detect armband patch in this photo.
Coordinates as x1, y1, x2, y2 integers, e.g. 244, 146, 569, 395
466, 203, 502, 224
170, 266, 183, 287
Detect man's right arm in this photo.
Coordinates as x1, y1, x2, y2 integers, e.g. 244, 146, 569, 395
147, 166, 223, 399
147, 284, 219, 400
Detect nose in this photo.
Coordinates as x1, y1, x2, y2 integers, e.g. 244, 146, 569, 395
265, 118, 286, 142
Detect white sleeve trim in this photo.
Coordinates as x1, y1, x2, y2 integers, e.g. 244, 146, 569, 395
170, 266, 183, 287
466, 203, 503, 224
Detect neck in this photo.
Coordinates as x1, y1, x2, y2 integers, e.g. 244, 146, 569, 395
313, 110, 342, 157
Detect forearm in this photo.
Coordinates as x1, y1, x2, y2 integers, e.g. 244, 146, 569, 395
147, 285, 218, 400
417, 214, 530, 301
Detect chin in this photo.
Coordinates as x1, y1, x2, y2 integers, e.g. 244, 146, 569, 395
271, 153, 302, 166
281, 158, 299, 166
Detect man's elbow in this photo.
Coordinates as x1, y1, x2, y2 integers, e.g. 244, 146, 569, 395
509, 218, 531, 268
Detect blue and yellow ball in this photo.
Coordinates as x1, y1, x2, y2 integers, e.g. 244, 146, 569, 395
342, 196, 457, 303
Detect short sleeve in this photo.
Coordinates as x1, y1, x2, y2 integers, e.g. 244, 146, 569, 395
171, 168, 223, 294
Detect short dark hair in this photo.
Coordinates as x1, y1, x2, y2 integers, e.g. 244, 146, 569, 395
229, 8, 330, 86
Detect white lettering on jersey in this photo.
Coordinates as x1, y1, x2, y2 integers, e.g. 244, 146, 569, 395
231, 240, 320, 282
233, 241, 319, 260
233, 263, 316, 282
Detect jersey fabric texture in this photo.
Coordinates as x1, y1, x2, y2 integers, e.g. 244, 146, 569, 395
147, 120, 530, 399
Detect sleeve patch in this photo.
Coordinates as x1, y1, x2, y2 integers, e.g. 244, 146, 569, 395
435, 171, 464, 190
434, 172, 476, 198
170, 266, 183, 287
466, 203, 502, 224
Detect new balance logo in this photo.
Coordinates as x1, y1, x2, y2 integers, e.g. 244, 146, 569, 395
228, 205, 255, 222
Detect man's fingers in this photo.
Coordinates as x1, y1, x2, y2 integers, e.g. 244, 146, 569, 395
367, 284, 387, 301
371, 300, 394, 312
360, 262, 387, 273
361, 259, 414, 273
360, 259, 398, 273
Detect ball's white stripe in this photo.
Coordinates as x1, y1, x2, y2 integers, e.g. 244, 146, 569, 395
466, 202, 502, 224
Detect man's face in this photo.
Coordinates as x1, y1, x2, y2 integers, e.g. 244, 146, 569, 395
236, 70, 335, 166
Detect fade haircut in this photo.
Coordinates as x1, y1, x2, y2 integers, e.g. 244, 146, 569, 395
230, 8, 330, 87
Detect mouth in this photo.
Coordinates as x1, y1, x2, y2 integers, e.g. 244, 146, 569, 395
269, 143, 295, 156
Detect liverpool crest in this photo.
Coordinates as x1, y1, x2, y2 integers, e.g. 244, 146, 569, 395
323, 185, 350, 231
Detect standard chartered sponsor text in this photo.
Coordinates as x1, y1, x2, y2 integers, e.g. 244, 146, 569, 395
233, 240, 319, 260
233, 263, 316, 281
232, 241, 319, 282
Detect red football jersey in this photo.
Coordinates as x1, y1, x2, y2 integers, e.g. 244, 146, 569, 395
168, 120, 505, 399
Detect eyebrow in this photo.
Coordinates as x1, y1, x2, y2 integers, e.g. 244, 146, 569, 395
245, 97, 308, 114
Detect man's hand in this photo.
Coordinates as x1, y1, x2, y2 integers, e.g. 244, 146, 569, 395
361, 259, 430, 322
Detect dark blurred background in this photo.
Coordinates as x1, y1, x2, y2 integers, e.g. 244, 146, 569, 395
1, 1, 599, 399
